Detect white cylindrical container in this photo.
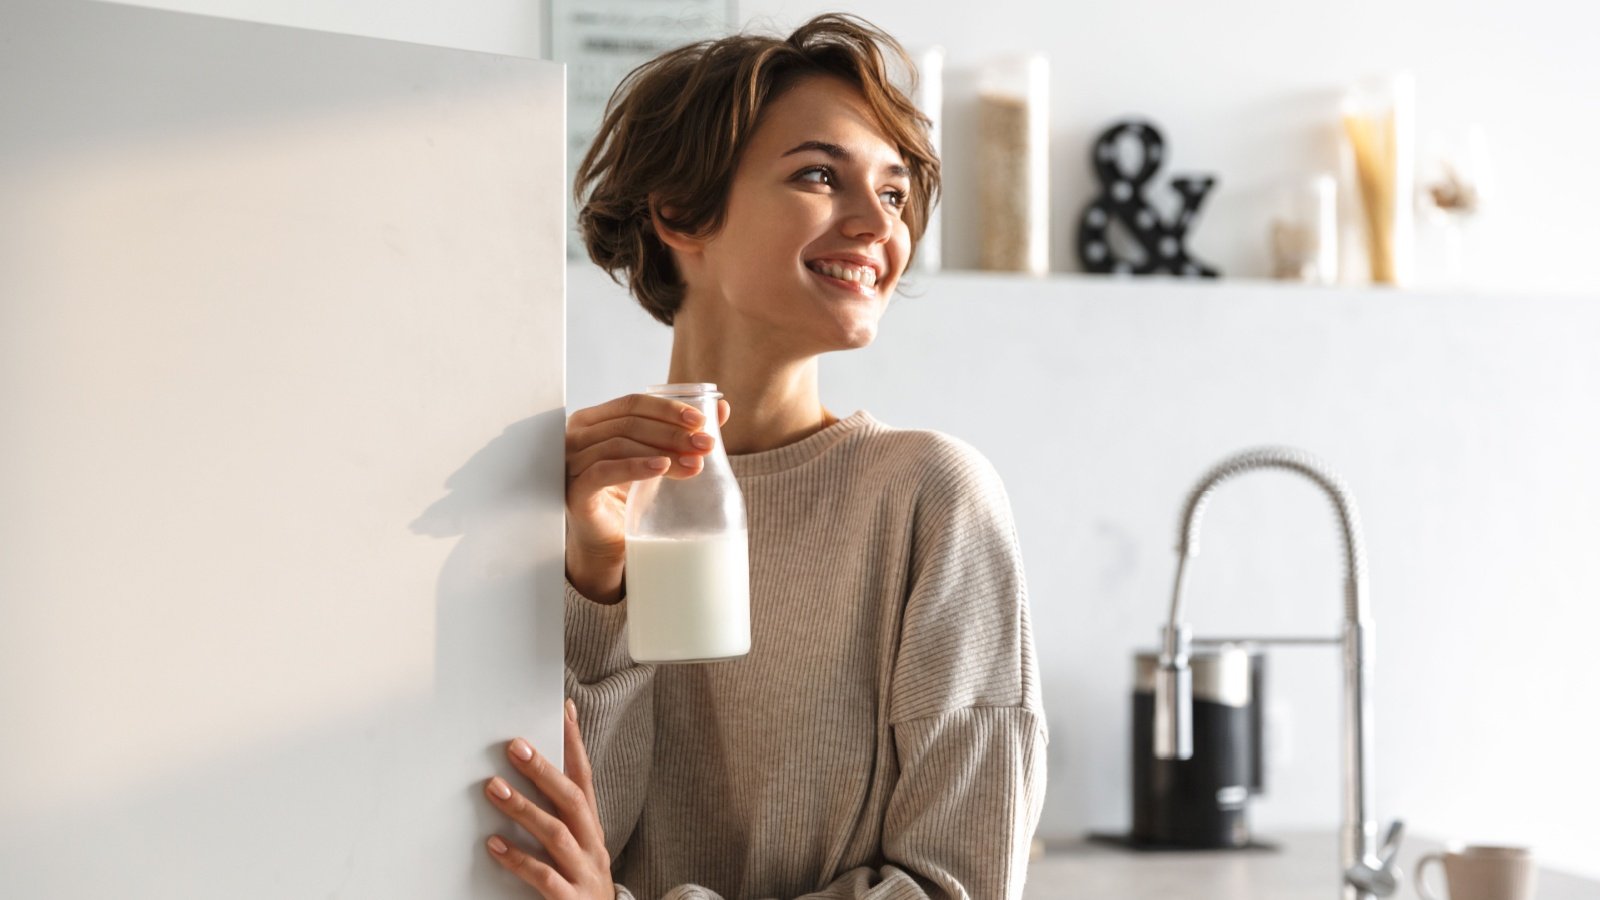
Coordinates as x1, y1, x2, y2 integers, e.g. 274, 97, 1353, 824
623, 383, 750, 663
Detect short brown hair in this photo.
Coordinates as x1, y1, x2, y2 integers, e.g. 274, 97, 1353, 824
573, 13, 941, 326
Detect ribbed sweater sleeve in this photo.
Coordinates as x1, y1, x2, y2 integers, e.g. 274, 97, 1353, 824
876, 441, 1047, 898
563, 580, 656, 864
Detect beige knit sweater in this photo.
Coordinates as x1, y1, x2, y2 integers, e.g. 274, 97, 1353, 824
564, 410, 1047, 900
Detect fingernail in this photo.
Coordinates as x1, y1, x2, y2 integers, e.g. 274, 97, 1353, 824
488, 835, 508, 854
565, 698, 577, 721
678, 456, 696, 468
646, 457, 670, 472
488, 777, 511, 800
681, 408, 705, 426
509, 738, 533, 762
690, 433, 713, 450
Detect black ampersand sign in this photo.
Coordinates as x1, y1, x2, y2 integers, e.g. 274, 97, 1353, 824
1076, 120, 1220, 278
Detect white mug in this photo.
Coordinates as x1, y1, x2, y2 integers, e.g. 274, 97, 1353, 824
1415, 844, 1536, 900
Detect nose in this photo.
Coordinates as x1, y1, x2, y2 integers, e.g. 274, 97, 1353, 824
840, 185, 897, 244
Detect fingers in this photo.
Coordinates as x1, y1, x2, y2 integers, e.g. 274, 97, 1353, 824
568, 456, 670, 497
566, 393, 730, 435
566, 394, 719, 501
566, 424, 711, 482
567, 414, 709, 461
484, 771, 589, 882
567, 452, 712, 504
567, 392, 704, 432
500, 735, 607, 859
485, 833, 573, 897
483, 713, 614, 895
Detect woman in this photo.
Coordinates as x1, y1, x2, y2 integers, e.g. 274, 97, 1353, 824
482, 14, 1046, 899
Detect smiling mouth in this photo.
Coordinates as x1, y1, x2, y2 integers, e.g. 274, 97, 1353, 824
805, 260, 880, 297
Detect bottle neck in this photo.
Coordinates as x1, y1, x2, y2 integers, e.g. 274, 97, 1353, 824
682, 394, 722, 434
646, 384, 723, 437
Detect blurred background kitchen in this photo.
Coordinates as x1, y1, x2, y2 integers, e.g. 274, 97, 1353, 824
8, 0, 1599, 895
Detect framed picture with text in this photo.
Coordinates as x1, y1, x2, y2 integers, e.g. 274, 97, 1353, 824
548, 0, 737, 258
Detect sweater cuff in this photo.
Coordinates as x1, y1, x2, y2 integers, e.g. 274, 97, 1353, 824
564, 578, 636, 683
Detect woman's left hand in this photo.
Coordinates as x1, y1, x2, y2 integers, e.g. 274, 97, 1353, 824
484, 699, 616, 897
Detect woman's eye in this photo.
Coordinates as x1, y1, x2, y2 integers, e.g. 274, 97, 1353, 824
797, 166, 834, 185
881, 188, 908, 210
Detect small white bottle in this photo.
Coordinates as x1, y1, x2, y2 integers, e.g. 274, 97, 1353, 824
623, 383, 750, 663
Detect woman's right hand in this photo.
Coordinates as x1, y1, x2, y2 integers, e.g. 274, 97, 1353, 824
564, 393, 731, 603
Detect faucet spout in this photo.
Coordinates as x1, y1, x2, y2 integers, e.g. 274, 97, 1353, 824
1154, 446, 1398, 900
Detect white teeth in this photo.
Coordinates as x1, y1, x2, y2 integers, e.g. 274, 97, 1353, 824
809, 260, 878, 289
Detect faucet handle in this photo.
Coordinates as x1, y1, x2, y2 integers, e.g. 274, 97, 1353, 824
1345, 819, 1406, 897
1378, 819, 1405, 866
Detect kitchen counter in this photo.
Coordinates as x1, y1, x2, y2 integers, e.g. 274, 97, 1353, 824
1023, 832, 1600, 899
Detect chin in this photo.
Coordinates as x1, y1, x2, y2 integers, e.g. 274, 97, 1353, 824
790, 316, 878, 355
781, 289, 887, 353
831, 318, 880, 350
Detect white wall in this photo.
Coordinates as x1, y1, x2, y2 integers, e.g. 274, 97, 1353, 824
93, 0, 1600, 883
0, 2, 567, 896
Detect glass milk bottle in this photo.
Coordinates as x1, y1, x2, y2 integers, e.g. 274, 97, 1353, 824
623, 383, 750, 663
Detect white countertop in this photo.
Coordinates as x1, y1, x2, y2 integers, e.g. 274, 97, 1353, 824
1024, 832, 1600, 899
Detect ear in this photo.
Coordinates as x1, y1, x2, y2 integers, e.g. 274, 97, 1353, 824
647, 195, 706, 257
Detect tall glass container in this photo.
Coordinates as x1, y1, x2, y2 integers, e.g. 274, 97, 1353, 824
623, 383, 750, 663
977, 53, 1049, 275
1269, 173, 1338, 284
1339, 71, 1415, 286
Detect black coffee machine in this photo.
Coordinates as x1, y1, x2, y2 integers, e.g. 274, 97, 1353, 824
1130, 645, 1266, 849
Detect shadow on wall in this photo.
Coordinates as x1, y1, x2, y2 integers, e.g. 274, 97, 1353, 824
414, 408, 566, 706
414, 406, 569, 892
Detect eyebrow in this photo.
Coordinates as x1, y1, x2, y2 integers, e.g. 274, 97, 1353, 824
782, 140, 910, 179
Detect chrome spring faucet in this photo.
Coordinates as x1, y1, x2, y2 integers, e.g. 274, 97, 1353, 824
1152, 446, 1404, 899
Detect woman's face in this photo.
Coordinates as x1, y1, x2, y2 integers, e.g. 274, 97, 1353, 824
676, 74, 914, 354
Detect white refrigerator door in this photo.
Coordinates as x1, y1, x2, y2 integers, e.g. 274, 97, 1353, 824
0, 1, 568, 896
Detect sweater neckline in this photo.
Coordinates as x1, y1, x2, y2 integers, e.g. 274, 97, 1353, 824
727, 409, 876, 478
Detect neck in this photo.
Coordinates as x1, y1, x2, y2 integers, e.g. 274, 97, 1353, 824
667, 309, 837, 455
